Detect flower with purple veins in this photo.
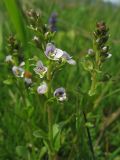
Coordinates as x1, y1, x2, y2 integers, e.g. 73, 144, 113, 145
33, 60, 47, 78
45, 43, 64, 60
54, 87, 67, 101
45, 43, 76, 65
37, 82, 48, 94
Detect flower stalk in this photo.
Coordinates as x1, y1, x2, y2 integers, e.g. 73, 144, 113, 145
87, 21, 111, 96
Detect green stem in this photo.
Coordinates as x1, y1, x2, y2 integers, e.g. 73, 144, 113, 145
83, 111, 96, 160
47, 105, 53, 160
47, 63, 57, 160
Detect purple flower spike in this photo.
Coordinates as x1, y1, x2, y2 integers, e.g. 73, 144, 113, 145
49, 12, 58, 32
54, 87, 67, 101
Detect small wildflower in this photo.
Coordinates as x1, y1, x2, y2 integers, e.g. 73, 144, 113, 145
37, 82, 48, 94
88, 49, 94, 55
34, 60, 47, 78
45, 43, 75, 65
12, 66, 24, 77
5, 55, 13, 63
54, 87, 67, 101
45, 43, 63, 60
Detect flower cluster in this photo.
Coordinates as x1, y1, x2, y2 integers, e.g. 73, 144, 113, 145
5, 35, 32, 85
5, 10, 76, 102
93, 21, 111, 61
12, 63, 32, 85
33, 42, 75, 101
82, 21, 111, 96
87, 22, 111, 66
48, 12, 58, 32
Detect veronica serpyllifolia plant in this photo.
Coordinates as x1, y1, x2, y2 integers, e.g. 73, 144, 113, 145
4, 6, 113, 159
5, 9, 76, 160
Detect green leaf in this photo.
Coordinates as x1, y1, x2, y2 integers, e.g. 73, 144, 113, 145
39, 146, 47, 159
16, 146, 28, 157
53, 124, 61, 151
33, 129, 48, 139
3, 79, 13, 85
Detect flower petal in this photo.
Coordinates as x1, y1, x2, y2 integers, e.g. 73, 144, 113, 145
67, 59, 76, 65
62, 52, 76, 65
54, 48, 64, 59
45, 43, 56, 58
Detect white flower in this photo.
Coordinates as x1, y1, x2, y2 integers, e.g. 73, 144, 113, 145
45, 43, 76, 65
5, 55, 13, 63
37, 82, 48, 94
12, 66, 24, 77
45, 43, 64, 60
62, 51, 76, 65
54, 48, 64, 60
54, 87, 67, 101
33, 60, 47, 78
